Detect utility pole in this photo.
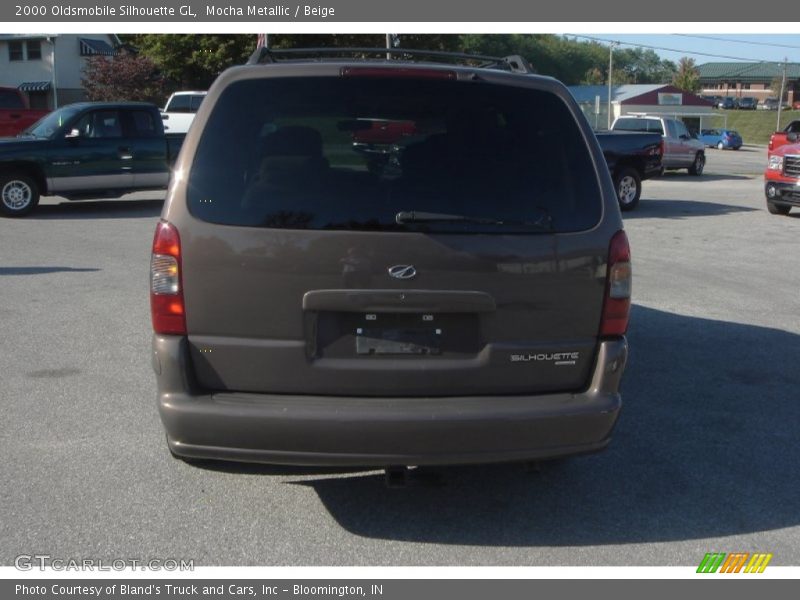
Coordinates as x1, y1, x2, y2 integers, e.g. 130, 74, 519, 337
607, 42, 618, 130
777, 58, 787, 131
48, 36, 58, 109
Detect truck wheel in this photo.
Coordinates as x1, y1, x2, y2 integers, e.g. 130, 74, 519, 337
688, 152, 705, 176
717, 141, 724, 150
0, 173, 40, 217
614, 167, 641, 211
766, 200, 791, 215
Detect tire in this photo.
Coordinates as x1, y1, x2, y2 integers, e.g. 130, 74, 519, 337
766, 200, 791, 215
688, 152, 705, 176
0, 173, 40, 217
614, 167, 641, 211
717, 141, 724, 150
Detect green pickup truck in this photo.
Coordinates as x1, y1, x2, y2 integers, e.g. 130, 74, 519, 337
0, 101, 185, 217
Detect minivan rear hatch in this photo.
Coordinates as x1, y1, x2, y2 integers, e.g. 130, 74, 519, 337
171, 66, 609, 397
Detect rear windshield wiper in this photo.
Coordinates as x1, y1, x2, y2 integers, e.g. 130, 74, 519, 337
395, 210, 553, 231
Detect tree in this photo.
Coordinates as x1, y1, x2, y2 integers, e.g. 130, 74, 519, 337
82, 53, 164, 103
119, 34, 680, 93
460, 35, 677, 86
266, 34, 460, 52
672, 57, 701, 93
582, 67, 604, 85
122, 34, 462, 95
770, 75, 785, 100
614, 48, 677, 84
121, 35, 254, 91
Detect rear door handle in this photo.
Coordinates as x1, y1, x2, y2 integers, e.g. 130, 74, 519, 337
10, 113, 21, 119
118, 146, 133, 160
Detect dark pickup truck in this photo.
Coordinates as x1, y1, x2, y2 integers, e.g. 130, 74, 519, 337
0, 101, 184, 216
596, 130, 663, 211
0, 87, 49, 138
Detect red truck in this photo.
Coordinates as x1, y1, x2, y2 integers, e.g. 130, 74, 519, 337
764, 141, 800, 215
0, 87, 49, 137
768, 119, 800, 152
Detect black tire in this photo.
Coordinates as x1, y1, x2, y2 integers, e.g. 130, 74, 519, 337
0, 172, 40, 217
766, 200, 791, 215
688, 152, 705, 176
614, 167, 641, 211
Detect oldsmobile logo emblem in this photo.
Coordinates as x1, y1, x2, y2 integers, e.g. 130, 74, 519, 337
388, 265, 417, 280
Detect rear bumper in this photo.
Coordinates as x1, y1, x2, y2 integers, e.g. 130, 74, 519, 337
152, 336, 627, 467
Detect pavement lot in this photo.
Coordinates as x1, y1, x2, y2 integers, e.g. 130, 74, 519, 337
1, 145, 798, 566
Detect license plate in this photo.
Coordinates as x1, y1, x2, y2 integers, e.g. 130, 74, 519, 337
356, 327, 441, 355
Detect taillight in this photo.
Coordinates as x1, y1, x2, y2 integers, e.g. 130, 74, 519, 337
150, 220, 186, 335
600, 230, 632, 337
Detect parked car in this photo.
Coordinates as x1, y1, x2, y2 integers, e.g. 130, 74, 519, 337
0, 87, 49, 137
699, 128, 743, 150
717, 97, 737, 109
350, 118, 418, 151
0, 102, 185, 217
760, 97, 780, 110
151, 49, 631, 468
595, 130, 663, 211
737, 97, 758, 110
768, 119, 800, 151
612, 115, 705, 175
160, 91, 206, 134
764, 140, 800, 215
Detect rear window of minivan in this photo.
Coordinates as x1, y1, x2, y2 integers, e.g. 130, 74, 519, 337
186, 76, 602, 233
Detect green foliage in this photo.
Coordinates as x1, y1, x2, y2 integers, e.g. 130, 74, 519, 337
672, 57, 701, 93
266, 34, 460, 52
81, 54, 164, 103
583, 67, 605, 85
119, 34, 679, 98
770, 76, 785, 100
461, 35, 676, 85
120, 35, 254, 93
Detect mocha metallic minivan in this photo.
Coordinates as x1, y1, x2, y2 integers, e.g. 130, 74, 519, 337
150, 50, 631, 467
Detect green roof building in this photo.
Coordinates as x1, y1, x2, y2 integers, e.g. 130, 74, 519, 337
697, 62, 800, 106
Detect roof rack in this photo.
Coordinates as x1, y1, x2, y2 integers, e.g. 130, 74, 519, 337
246, 47, 534, 74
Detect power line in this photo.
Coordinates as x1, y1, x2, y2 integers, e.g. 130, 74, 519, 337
567, 34, 796, 64
674, 34, 800, 51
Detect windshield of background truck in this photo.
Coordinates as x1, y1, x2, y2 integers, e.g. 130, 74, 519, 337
614, 118, 664, 135
186, 76, 603, 234
23, 105, 83, 138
